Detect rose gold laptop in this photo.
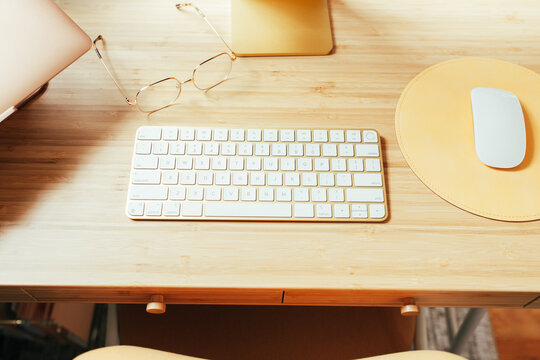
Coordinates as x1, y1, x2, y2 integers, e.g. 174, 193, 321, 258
0, 0, 91, 122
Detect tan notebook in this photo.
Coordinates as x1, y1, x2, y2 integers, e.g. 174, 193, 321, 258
231, 0, 333, 56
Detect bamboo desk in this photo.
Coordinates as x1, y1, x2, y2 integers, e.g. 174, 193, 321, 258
1, 0, 539, 310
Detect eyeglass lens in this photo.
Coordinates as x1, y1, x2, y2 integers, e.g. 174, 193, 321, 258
193, 53, 233, 90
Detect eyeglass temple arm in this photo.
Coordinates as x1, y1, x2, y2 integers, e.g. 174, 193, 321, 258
176, 3, 237, 60
93, 35, 136, 105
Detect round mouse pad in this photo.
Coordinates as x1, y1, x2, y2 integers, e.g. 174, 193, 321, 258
395, 58, 540, 221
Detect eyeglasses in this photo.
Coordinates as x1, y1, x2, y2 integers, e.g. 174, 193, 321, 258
93, 3, 237, 113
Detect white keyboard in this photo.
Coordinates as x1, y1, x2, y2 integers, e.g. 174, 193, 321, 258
127, 127, 388, 222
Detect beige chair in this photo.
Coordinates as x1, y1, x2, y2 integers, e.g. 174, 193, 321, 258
75, 346, 467, 360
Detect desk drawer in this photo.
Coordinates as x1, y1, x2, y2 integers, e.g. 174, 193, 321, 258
283, 289, 540, 308
23, 287, 283, 305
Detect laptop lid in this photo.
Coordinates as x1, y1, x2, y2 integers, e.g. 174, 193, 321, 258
0, 0, 91, 120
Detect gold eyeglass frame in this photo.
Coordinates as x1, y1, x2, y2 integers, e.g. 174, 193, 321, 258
92, 3, 237, 113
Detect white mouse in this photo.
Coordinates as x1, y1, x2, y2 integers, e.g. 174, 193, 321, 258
470, 87, 526, 168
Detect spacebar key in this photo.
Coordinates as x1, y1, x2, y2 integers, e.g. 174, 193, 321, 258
205, 203, 292, 218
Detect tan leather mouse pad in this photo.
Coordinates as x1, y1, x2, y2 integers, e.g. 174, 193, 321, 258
395, 58, 540, 221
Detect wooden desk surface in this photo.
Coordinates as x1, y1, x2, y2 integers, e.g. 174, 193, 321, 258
1, 0, 539, 308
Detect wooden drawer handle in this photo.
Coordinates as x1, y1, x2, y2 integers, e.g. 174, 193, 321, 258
146, 295, 166, 314
400, 298, 419, 317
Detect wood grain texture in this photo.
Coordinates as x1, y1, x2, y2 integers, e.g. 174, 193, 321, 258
0, 0, 539, 306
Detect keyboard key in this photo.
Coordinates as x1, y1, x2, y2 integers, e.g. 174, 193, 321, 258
163, 202, 180, 216
271, 143, 287, 156
187, 187, 204, 200
215, 172, 231, 185
247, 129, 262, 142
337, 173, 352, 187
241, 187, 256, 201
132, 170, 160, 184
246, 157, 261, 170
263, 158, 278, 171
197, 171, 213, 185
177, 156, 193, 170
162, 170, 179, 185
276, 188, 292, 201
319, 173, 335, 186
180, 128, 195, 141
211, 157, 227, 170
355, 144, 379, 157
135, 141, 151, 154
353, 173, 382, 187
170, 142, 186, 155
187, 142, 202, 155
221, 143, 236, 155
231, 129, 245, 141
285, 173, 300, 186
338, 144, 354, 157
311, 188, 327, 202
294, 204, 314, 218
238, 143, 253, 156
180, 171, 196, 185
289, 144, 303, 156
322, 144, 337, 157
233, 172, 248, 185
369, 204, 386, 218
205, 203, 291, 217
223, 187, 239, 200
348, 159, 363, 172
138, 127, 161, 140
127, 201, 144, 216
196, 128, 212, 141
352, 204, 368, 218
267, 172, 283, 186
160, 156, 176, 169
280, 129, 295, 142
328, 188, 345, 202
346, 130, 361, 143
331, 158, 346, 172
170, 186, 186, 200
313, 130, 328, 142
145, 202, 162, 216
365, 158, 381, 172
301, 173, 317, 186
305, 144, 320, 157
250, 172, 265, 186
129, 185, 168, 200
297, 130, 311, 142
213, 129, 228, 141
314, 158, 330, 171
205, 187, 221, 200
280, 158, 295, 171
229, 157, 244, 170
255, 143, 270, 156
363, 130, 378, 143
163, 127, 178, 141
316, 204, 332, 218
294, 188, 309, 201
346, 188, 384, 202
334, 204, 350, 218
330, 130, 345, 142
194, 156, 210, 170
259, 188, 274, 201
204, 142, 219, 155
134, 155, 158, 169
263, 129, 278, 142
298, 158, 312, 171
182, 202, 202, 216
